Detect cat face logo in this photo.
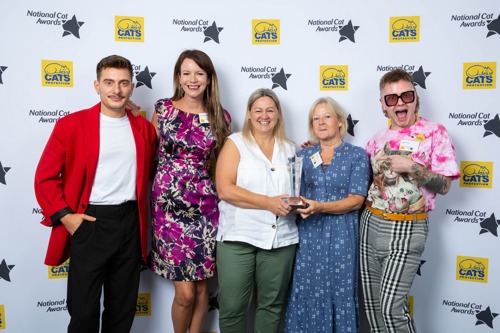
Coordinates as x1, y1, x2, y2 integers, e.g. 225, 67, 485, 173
252, 19, 280, 44
463, 62, 496, 89
41, 60, 73, 87
115, 16, 144, 42
456, 256, 488, 283
320, 66, 348, 91
390, 16, 420, 42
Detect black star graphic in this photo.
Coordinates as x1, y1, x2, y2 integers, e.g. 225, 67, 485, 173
208, 293, 219, 311
479, 213, 500, 237
204, 21, 224, 44
411, 66, 431, 89
476, 306, 498, 329
416, 260, 426, 276
346, 114, 358, 137
271, 68, 291, 90
339, 20, 359, 43
0, 259, 15, 282
62, 15, 85, 39
483, 114, 500, 138
486, 15, 500, 38
0, 161, 10, 185
0, 66, 7, 84
135, 66, 156, 89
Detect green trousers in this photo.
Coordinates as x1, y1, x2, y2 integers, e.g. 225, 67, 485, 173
216, 241, 297, 333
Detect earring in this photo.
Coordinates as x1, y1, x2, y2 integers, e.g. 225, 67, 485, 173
180, 87, 184, 97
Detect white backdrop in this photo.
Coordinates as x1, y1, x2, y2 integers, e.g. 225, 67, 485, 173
0, 1, 499, 332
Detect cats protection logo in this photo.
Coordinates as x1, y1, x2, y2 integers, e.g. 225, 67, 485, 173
389, 16, 420, 42
48, 258, 69, 279
135, 293, 151, 316
115, 16, 144, 42
460, 161, 493, 188
0, 305, 5, 330
463, 62, 496, 89
320, 65, 348, 91
252, 19, 280, 44
456, 256, 488, 283
41, 60, 73, 87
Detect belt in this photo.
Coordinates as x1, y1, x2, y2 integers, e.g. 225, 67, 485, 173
366, 205, 428, 221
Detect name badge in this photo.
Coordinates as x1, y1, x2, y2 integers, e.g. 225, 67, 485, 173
199, 113, 209, 124
310, 152, 322, 168
399, 139, 419, 152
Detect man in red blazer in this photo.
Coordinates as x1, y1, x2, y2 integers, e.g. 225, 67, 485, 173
34, 55, 158, 333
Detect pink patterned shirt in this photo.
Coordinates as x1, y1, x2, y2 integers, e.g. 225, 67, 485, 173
366, 117, 459, 213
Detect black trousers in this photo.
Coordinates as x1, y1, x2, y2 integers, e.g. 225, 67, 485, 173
67, 201, 141, 333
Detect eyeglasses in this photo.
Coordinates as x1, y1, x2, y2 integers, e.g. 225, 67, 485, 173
383, 90, 415, 106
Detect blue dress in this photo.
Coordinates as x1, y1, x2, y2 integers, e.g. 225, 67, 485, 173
285, 141, 370, 333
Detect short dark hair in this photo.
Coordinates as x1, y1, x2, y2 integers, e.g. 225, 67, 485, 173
96, 55, 133, 81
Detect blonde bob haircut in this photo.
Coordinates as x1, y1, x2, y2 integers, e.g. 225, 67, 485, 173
242, 88, 292, 144
308, 97, 348, 143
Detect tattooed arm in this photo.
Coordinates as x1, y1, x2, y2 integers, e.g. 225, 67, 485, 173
410, 162, 452, 195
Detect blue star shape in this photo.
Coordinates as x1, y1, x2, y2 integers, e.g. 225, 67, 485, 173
135, 66, 156, 89
476, 306, 498, 329
0, 161, 10, 185
204, 21, 224, 44
62, 15, 85, 39
271, 68, 291, 90
0, 66, 7, 84
0, 259, 15, 282
339, 20, 359, 43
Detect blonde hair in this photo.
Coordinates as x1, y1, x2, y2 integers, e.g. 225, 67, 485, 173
307, 97, 348, 142
242, 88, 292, 144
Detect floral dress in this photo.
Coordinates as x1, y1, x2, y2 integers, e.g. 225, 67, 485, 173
150, 98, 227, 281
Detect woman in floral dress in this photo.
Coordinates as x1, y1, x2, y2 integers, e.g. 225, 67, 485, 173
150, 49, 230, 333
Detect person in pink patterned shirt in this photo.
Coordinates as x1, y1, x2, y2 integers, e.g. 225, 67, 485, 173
360, 68, 460, 333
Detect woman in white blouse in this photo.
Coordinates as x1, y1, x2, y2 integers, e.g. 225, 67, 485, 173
215, 88, 299, 333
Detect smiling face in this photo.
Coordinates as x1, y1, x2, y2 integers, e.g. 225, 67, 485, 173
178, 58, 210, 100
312, 102, 341, 143
248, 96, 279, 136
94, 67, 134, 118
380, 79, 418, 130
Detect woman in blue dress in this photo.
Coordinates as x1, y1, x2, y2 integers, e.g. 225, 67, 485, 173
285, 97, 370, 333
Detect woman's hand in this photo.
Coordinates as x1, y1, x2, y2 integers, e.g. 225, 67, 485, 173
266, 195, 292, 217
126, 100, 141, 116
300, 140, 314, 149
296, 196, 320, 219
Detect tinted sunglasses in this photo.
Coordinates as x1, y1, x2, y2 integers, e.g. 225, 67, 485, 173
383, 90, 415, 106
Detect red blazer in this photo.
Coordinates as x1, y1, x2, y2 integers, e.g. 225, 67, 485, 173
34, 103, 158, 266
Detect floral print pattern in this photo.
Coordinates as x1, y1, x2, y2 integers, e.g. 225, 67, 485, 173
150, 98, 221, 281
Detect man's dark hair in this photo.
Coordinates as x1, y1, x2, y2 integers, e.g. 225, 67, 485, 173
96, 55, 133, 81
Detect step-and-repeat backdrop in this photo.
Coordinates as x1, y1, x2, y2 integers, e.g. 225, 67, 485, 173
0, 1, 499, 332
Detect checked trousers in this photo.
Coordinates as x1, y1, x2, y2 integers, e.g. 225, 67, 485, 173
359, 208, 429, 333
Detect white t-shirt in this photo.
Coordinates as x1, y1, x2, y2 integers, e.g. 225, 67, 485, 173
89, 113, 137, 204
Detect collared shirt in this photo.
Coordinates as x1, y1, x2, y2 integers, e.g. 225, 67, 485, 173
216, 132, 299, 249
365, 117, 459, 213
